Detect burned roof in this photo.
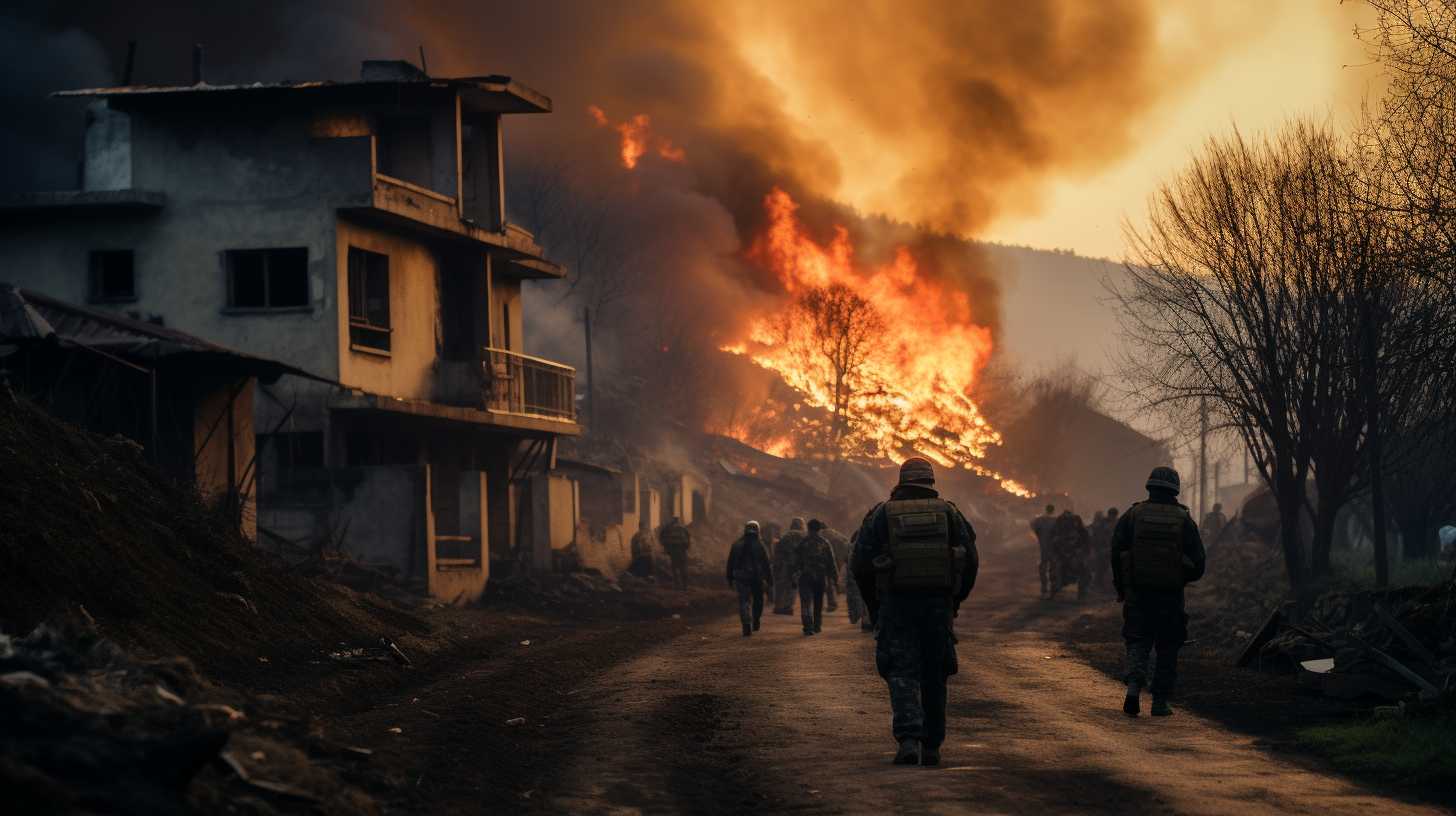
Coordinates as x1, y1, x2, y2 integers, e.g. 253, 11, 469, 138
55, 66, 551, 115
0, 285, 334, 385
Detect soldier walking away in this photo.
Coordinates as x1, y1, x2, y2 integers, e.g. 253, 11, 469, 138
659, 517, 693, 591
852, 457, 978, 767
1048, 509, 1091, 601
773, 518, 807, 614
845, 530, 872, 631
1088, 507, 1119, 597
628, 527, 656, 578
823, 526, 850, 613
1030, 504, 1057, 599
726, 521, 773, 636
1201, 502, 1229, 551
1112, 467, 1206, 718
796, 519, 839, 635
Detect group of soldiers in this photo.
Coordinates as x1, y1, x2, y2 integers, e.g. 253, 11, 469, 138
1029, 503, 1120, 601
628, 516, 695, 590
723, 457, 1207, 768
725, 516, 871, 637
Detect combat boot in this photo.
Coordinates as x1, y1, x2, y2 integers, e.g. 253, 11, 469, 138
752, 619, 761, 632
1123, 682, 1141, 717
1150, 697, 1173, 717
893, 738, 921, 765
742, 623, 752, 637
920, 746, 941, 767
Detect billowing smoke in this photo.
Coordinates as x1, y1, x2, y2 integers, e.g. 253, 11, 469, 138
0, 1, 1228, 460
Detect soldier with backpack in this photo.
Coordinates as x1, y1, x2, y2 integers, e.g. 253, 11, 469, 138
851, 457, 978, 767
1111, 467, 1206, 718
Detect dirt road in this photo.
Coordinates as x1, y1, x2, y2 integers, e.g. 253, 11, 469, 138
538, 565, 1447, 815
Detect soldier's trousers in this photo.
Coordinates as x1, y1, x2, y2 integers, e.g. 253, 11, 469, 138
1122, 593, 1188, 697
735, 579, 765, 631
773, 564, 796, 613
798, 576, 825, 633
825, 576, 839, 611
876, 595, 957, 750
669, 554, 688, 590
1038, 541, 1053, 596
846, 575, 866, 624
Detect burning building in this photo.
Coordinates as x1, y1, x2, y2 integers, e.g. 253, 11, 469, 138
0, 59, 580, 603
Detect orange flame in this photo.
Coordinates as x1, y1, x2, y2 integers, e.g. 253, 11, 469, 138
725, 188, 1031, 498
587, 105, 686, 169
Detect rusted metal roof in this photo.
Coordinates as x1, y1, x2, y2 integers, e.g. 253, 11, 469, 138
0, 285, 335, 385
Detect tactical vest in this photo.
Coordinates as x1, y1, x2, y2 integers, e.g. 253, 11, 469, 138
885, 499, 956, 592
1129, 502, 1187, 589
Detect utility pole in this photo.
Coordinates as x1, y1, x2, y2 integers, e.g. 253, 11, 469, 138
1198, 396, 1209, 520
1214, 460, 1222, 509
583, 307, 596, 430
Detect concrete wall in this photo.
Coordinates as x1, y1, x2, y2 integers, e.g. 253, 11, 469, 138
332, 465, 429, 574
334, 219, 442, 401
530, 472, 578, 568
490, 274, 523, 351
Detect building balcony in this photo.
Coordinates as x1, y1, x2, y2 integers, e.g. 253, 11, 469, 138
483, 347, 576, 423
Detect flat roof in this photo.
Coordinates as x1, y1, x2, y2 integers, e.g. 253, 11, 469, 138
56, 75, 551, 115
0, 189, 166, 213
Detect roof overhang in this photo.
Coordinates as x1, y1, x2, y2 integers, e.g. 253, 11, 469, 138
0, 189, 166, 214
56, 77, 551, 115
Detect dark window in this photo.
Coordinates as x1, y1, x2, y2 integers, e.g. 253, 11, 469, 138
347, 246, 392, 352
623, 481, 637, 514
225, 248, 309, 310
89, 250, 135, 302
256, 430, 325, 498
376, 116, 433, 189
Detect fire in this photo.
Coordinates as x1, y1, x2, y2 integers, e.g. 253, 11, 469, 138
724, 188, 1032, 498
587, 105, 686, 169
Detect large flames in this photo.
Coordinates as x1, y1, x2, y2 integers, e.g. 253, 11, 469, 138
725, 188, 1031, 497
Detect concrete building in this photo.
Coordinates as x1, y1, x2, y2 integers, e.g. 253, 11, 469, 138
0, 60, 580, 603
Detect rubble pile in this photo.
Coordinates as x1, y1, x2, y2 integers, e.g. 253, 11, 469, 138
1, 618, 383, 815
1187, 534, 1291, 657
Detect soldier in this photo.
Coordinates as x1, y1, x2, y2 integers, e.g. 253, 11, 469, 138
1200, 502, 1228, 550
796, 519, 839, 635
1048, 509, 1091, 601
1030, 504, 1057, 599
1111, 467, 1206, 718
726, 521, 773, 636
659, 516, 693, 591
823, 526, 850, 613
845, 530, 871, 630
852, 457, 978, 767
1088, 507, 1119, 596
773, 518, 807, 614
628, 527, 655, 578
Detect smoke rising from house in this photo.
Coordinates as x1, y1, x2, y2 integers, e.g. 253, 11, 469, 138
1, 1, 1236, 468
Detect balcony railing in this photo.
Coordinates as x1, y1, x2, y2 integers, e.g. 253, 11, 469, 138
484, 348, 577, 422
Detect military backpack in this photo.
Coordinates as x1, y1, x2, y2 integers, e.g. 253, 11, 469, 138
1128, 502, 1187, 589
884, 498, 959, 592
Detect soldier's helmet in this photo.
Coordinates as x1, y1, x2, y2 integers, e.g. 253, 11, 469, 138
789, 517, 805, 531
899, 457, 935, 486
1212, 503, 1223, 513
745, 520, 760, 535
1107, 506, 1119, 517
1145, 466, 1181, 495
1045, 504, 1056, 514
808, 519, 825, 532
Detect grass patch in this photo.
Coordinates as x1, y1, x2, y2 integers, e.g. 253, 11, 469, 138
1299, 715, 1456, 786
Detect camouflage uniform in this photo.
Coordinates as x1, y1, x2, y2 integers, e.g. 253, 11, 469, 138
796, 523, 839, 635
659, 518, 693, 591
773, 518, 806, 614
844, 531, 871, 630
1047, 510, 1090, 600
852, 459, 978, 766
726, 528, 773, 636
1030, 509, 1057, 599
823, 528, 850, 613
1111, 468, 1206, 715
1087, 508, 1119, 597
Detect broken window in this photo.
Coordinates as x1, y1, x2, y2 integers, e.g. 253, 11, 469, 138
347, 247, 391, 352
88, 250, 135, 302
225, 248, 309, 310
376, 116, 433, 189
256, 430, 325, 497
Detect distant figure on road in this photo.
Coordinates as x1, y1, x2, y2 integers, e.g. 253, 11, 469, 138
726, 520, 773, 637
1030, 504, 1057, 599
796, 519, 839, 635
659, 517, 693, 591
1088, 507, 1119, 597
1048, 509, 1091, 601
1200, 502, 1228, 550
1112, 467, 1206, 718
823, 526, 850, 613
845, 530, 871, 631
852, 457, 978, 767
628, 527, 655, 578
773, 518, 806, 614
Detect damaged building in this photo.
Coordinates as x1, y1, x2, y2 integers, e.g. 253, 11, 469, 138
0, 59, 580, 603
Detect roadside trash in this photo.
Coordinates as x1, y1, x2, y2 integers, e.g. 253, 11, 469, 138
505, 717, 527, 726
387, 726, 403, 734
520, 640, 531, 647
